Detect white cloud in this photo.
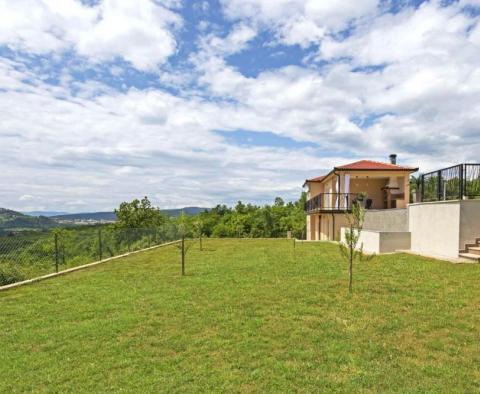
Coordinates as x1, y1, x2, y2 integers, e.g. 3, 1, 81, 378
19, 194, 34, 201
0, 0, 181, 70
1, 1, 480, 211
0, 58, 325, 211
75, 0, 182, 70
319, 1, 476, 65
197, 23, 257, 58
220, 0, 378, 46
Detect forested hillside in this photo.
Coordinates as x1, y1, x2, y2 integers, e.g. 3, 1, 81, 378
0, 208, 56, 232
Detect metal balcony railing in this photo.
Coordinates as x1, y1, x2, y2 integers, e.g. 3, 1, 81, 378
305, 193, 365, 213
420, 163, 480, 202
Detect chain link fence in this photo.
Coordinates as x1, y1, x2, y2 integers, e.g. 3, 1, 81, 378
0, 225, 182, 286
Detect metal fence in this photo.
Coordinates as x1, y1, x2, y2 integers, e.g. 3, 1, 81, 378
421, 163, 480, 202
0, 225, 181, 286
305, 193, 371, 213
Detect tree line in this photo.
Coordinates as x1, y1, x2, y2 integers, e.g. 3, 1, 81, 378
114, 195, 308, 239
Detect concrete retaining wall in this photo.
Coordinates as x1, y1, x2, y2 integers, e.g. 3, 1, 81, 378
363, 209, 408, 232
339, 200, 480, 258
408, 201, 461, 258
340, 228, 411, 254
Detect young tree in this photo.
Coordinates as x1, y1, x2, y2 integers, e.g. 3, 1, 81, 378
175, 213, 195, 275
193, 217, 205, 251
339, 202, 367, 293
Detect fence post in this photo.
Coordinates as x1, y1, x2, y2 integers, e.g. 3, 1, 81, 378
459, 164, 464, 200
181, 235, 185, 276
437, 170, 442, 201
54, 233, 59, 273
98, 228, 102, 261
421, 175, 424, 202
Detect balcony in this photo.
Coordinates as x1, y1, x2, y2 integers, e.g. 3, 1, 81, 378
305, 193, 372, 213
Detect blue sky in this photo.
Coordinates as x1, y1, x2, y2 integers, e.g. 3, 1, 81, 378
0, 0, 479, 212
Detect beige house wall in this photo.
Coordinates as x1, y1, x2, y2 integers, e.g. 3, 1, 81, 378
307, 182, 324, 199
349, 178, 387, 209
307, 213, 347, 241
314, 215, 320, 241
316, 213, 349, 241
347, 172, 409, 209
306, 215, 312, 241
320, 215, 328, 240
333, 214, 349, 241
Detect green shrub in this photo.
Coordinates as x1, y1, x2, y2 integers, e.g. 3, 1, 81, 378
0, 262, 26, 286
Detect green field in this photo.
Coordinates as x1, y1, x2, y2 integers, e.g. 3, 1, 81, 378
0, 239, 479, 392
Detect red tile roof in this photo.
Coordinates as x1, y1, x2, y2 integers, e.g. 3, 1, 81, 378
304, 160, 418, 186
306, 175, 327, 182
335, 160, 418, 171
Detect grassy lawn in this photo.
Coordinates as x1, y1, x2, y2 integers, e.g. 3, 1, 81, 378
0, 239, 479, 393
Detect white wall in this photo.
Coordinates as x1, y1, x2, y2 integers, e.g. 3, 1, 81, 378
338, 200, 480, 257
357, 230, 381, 254
340, 228, 410, 254
408, 201, 461, 258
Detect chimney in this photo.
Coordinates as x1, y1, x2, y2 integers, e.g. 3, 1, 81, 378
389, 154, 397, 165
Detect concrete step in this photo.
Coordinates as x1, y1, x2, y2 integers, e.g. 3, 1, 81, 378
459, 253, 480, 262
467, 246, 480, 256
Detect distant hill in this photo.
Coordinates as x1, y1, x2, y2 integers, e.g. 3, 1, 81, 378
24, 211, 69, 217
0, 208, 57, 230
51, 211, 117, 221
50, 207, 209, 221
162, 207, 209, 217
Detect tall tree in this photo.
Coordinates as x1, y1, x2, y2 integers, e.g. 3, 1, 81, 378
114, 196, 166, 228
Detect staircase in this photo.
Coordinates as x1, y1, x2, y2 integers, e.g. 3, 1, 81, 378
459, 238, 480, 262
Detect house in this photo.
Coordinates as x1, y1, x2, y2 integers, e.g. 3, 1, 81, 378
303, 154, 418, 242
304, 158, 480, 262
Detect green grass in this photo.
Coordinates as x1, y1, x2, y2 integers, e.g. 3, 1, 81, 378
1, 239, 479, 393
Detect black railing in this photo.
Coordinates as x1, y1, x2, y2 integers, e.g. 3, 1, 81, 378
305, 193, 369, 213
420, 163, 480, 202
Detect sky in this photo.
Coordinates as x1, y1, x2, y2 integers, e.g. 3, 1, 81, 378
0, 0, 479, 212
